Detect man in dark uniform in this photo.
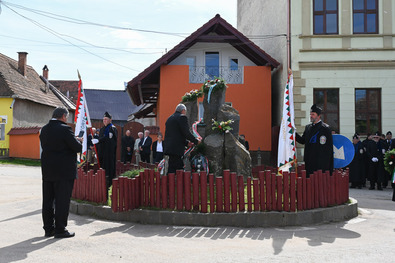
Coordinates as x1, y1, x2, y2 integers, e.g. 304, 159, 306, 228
95, 112, 117, 188
366, 131, 385, 190
349, 133, 365, 188
40, 107, 82, 238
296, 104, 333, 177
121, 129, 135, 164
164, 103, 200, 174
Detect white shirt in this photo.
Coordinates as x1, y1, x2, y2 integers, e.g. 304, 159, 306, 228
156, 141, 163, 152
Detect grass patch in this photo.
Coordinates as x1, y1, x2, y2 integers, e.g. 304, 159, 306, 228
0, 158, 41, 166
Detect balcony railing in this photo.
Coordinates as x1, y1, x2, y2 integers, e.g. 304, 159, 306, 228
189, 66, 243, 84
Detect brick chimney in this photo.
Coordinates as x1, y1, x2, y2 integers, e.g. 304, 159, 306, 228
42, 65, 49, 79
17, 52, 28, 76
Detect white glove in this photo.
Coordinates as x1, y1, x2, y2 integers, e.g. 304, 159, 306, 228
371, 157, 378, 162
91, 139, 99, 145
109, 132, 113, 139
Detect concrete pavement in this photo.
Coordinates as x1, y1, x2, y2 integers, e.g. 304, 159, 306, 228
0, 164, 394, 263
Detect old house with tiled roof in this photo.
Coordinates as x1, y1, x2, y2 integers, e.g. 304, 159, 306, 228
0, 52, 75, 158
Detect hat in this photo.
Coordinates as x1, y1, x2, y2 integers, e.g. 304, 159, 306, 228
387, 131, 392, 136
373, 131, 380, 137
104, 111, 112, 119
352, 133, 359, 140
310, 104, 322, 115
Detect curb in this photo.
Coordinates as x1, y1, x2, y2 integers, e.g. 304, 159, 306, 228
70, 198, 358, 228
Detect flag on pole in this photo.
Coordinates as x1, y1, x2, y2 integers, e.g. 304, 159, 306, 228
277, 73, 296, 173
74, 71, 92, 167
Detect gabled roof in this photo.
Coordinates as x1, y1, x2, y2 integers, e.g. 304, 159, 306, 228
126, 14, 280, 106
0, 53, 74, 110
84, 89, 143, 121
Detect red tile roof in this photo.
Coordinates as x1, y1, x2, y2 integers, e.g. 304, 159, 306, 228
8, 126, 41, 135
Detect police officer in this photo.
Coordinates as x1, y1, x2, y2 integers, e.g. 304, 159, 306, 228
296, 104, 333, 177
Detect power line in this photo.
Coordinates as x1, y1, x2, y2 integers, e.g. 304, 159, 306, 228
0, 0, 189, 38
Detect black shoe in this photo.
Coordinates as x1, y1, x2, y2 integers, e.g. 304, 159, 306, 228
54, 231, 75, 238
369, 187, 375, 190
357, 186, 362, 189
377, 187, 383, 190
44, 229, 55, 237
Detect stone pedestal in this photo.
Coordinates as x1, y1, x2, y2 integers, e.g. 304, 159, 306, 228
184, 100, 199, 128
203, 89, 226, 137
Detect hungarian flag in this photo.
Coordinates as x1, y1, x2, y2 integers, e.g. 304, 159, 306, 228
74, 71, 91, 167
277, 73, 296, 173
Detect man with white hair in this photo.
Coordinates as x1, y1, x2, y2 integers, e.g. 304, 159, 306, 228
164, 103, 200, 173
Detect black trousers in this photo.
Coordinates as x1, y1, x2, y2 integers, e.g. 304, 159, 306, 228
140, 152, 150, 163
167, 154, 184, 174
42, 179, 74, 234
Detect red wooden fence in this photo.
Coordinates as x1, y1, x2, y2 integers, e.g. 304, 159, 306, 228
110, 168, 349, 213
73, 161, 350, 214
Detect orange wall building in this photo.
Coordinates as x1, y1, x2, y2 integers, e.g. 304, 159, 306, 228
158, 65, 272, 151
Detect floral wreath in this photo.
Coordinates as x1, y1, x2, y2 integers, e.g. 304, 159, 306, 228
181, 89, 203, 102
202, 77, 227, 94
384, 149, 395, 176
212, 119, 234, 134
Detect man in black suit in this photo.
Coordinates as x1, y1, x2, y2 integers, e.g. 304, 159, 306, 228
40, 107, 82, 238
296, 104, 333, 177
121, 129, 135, 164
164, 103, 200, 174
139, 129, 152, 163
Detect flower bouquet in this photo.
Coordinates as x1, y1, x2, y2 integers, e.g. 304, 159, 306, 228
212, 119, 234, 134
181, 89, 203, 102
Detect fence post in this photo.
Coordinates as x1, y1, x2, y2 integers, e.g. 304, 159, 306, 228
265, 170, 271, 211
184, 171, 191, 211
192, 172, 199, 211
271, 173, 276, 211
223, 170, 230, 213
111, 178, 119, 212
247, 177, 252, 212
216, 177, 223, 212
306, 177, 312, 210
238, 175, 245, 212
209, 174, 215, 213
259, 171, 265, 211
283, 171, 289, 212
131, 177, 136, 209
176, 170, 184, 210
297, 176, 303, 211
155, 171, 160, 208
168, 173, 175, 209
253, 178, 259, 212
231, 172, 237, 212
161, 175, 168, 209
149, 169, 155, 207
200, 172, 208, 213
144, 169, 149, 207
302, 170, 307, 209
290, 172, 296, 212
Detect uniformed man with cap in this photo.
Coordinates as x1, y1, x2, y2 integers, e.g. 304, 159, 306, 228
366, 131, 385, 190
94, 112, 117, 188
296, 104, 333, 177
349, 133, 365, 188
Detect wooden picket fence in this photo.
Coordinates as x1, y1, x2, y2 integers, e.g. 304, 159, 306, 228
111, 168, 349, 213
72, 161, 350, 213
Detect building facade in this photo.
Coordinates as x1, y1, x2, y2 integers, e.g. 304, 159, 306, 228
238, 0, 395, 157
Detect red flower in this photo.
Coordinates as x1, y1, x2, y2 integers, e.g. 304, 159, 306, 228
218, 125, 222, 129
391, 155, 395, 160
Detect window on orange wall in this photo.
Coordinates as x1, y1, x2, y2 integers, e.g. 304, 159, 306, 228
313, 88, 339, 133
353, 0, 378, 34
355, 88, 381, 135
313, 0, 339, 35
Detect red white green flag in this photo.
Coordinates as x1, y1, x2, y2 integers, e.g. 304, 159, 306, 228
277, 73, 296, 173
74, 71, 91, 167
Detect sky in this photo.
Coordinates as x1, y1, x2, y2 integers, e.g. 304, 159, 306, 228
0, 0, 237, 90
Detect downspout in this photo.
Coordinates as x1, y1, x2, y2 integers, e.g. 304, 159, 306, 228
287, 0, 291, 71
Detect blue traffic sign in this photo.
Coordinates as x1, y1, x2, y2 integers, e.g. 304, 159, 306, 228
333, 134, 355, 169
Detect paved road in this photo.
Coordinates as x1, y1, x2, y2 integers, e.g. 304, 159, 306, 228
0, 164, 394, 263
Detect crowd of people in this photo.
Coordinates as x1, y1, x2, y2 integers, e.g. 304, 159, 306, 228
349, 131, 395, 193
